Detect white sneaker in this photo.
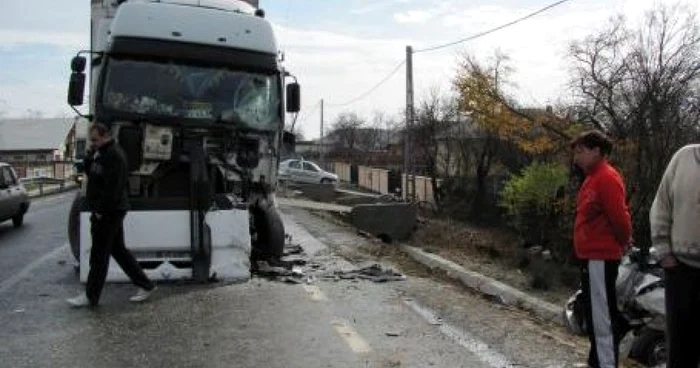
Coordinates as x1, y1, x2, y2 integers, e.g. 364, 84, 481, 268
130, 286, 156, 303
66, 293, 91, 308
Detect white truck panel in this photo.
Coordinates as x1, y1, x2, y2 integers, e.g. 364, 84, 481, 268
161, 0, 256, 13
80, 210, 251, 283
109, 2, 277, 55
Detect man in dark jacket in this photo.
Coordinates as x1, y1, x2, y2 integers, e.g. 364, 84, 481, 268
571, 130, 632, 368
67, 123, 156, 308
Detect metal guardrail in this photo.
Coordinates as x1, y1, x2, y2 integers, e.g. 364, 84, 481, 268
20, 177, 71, 197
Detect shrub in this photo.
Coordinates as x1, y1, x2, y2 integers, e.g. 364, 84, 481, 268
499, 162, 569, 246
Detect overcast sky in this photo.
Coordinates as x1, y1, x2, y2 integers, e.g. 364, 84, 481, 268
0, 0, 698, 138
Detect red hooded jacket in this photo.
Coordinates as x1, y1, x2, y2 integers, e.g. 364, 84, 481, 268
574, 160, 632, 260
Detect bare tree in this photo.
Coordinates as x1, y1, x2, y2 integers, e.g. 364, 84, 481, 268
329, 112, 365, 160
570, 3, 700, 247
413, 87, 458, 209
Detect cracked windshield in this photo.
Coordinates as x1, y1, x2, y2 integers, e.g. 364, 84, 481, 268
102, 58, 281, 129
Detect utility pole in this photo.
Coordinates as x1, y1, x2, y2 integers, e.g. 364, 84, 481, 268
320, 99, 325, 169
405, 45, 415, 202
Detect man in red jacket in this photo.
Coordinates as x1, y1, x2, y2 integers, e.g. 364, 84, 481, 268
571, 130, 632, 368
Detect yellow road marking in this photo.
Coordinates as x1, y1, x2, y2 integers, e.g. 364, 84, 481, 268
332, 320, 372, 354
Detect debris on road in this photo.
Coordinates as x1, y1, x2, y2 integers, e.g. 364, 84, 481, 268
385, 331, 401, 337
252, 234, 406, 285
323, 263, 406, 283
284, 244, 304, 256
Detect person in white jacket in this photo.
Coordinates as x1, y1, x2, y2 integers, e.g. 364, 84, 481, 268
650, 144, 700, 368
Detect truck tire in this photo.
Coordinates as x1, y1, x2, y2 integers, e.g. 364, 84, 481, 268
12, 213, 24, 228
251, 203, 285, 261
68, 193, 84, 261
629, 328, 666, 367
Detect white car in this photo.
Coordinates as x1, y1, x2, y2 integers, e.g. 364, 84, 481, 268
0, 162, 30, 228
278, 159, 338, 184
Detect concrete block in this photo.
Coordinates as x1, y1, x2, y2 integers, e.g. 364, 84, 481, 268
299, 184, 337, 203
351, 203, 416, 242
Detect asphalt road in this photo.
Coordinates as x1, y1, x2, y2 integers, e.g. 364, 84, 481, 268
0, 191, 585, 368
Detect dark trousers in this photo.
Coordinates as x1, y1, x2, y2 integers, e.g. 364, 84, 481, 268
86, 212, 154, 305
665, 262, 700, 368
581, 260, 624, 368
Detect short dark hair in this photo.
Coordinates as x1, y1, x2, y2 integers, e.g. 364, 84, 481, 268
89, 123, 111, 137
570, 130, 613, 156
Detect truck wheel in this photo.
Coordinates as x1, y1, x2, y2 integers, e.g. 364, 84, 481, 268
629, 328, 666, 367
12, 213, 24, 228
68, 193, 84, 261
251, 203, 285, 261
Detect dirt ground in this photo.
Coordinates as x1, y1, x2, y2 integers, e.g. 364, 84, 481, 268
409, 218, 578, 306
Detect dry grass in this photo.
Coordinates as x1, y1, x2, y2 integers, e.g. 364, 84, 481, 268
409, 218, 574, 305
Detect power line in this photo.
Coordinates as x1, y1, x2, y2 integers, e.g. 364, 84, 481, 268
326, 59, 407, 107
414, 0, 572, 54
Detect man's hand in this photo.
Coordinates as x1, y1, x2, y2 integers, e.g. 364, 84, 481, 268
660, 255, 679, 269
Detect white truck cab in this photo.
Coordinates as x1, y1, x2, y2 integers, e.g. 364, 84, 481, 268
67, 0, 300, 283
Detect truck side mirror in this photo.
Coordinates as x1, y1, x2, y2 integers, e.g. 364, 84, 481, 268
68, 56, 87, 106
286, 82, 300, 113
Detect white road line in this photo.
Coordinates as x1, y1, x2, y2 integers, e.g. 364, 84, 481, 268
404, 299, 519, 368
331, 319, 372, 354
0, 243, 69, 295
302, 284, 328, 302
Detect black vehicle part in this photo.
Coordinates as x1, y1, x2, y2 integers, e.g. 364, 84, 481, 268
68, 192, 85, 260
117, 125, 144, 172
12, 213, 24, 228
629, 328, 666, 367
250, 201, 285, 261
236, 138, 260, 169
186, 140, 212, 282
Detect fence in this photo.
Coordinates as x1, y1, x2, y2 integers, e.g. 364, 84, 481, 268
4, 160, 75, 181
402, 175, 442, 204
20, 176, 76, 197
333, 162, 353, 183
332, 161, 441, 205
358, 166, 391, 195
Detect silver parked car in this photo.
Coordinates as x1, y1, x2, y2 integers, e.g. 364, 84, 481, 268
278, 159, 338, 184
0, 163, 30, 228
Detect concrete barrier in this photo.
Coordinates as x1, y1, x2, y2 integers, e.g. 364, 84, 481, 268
298, 183, 337, 203
351, 203, 417, 242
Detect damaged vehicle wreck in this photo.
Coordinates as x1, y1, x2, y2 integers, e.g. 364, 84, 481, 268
66, 0, 300, 284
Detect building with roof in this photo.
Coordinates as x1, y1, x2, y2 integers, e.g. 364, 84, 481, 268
0, 117, 78, 179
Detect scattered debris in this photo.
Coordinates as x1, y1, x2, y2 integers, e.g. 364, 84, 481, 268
280, 277, 303, 284
253, 235, 407, 285
357, 230, 372, 238
284, 244, 304, 256
325, 263, 406, 283
13, 309, 25, 313
385, 331, 401, 337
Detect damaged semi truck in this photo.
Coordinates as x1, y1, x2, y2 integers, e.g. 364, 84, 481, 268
66, 0, 300, 283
